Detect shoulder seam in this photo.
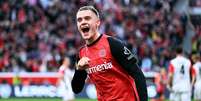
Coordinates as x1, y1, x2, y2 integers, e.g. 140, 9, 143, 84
77, 45, 86, 59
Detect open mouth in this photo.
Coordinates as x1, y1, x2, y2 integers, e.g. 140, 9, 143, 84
81, 26, 90, 33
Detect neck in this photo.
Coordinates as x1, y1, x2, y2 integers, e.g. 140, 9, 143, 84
177, 54, 183, 57
86, 32, 100, 45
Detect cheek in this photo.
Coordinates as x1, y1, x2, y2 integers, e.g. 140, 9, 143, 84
77, 23, 79, 28
77, 24, 81, 31
90, 23, 96, 29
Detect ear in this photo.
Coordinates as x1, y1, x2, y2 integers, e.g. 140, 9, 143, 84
96, 20, 100, 28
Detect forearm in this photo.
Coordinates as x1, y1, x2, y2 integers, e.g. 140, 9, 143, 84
168, 74, 173, 88
122, 63, 147, 101
71, 69, 87, 94
191, 76, 196, 86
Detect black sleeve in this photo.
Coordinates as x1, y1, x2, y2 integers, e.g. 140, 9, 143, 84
71, 56, 87, 94
108, 37, 148, 101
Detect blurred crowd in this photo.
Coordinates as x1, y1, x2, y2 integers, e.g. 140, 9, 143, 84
0, 0, 201, 73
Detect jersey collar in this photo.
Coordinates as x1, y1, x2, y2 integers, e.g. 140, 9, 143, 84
87, 34, 103, 47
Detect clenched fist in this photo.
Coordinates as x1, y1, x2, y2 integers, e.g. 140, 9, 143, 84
76, 57, 90, 70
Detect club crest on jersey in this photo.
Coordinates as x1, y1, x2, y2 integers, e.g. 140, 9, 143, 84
99, 49, 106, 57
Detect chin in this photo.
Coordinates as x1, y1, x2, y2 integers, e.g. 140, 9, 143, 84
82, 35, 91, 40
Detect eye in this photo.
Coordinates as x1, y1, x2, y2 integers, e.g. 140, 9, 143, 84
77, 18, 82, 22
84, 16, 91, 21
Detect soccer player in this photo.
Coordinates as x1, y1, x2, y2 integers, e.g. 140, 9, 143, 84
168, 47, 195, 101
192, 53, 201, 101
58, 57, 75, 101
71, 6, 148, 101
154, 68, 168, 101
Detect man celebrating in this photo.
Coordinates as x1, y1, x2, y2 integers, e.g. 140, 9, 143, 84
71, 6, 148, 101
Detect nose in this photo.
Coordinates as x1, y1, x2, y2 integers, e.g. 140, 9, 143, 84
80, 20, 88, 26
80, 19, 88, 25
81, 23, 88, 26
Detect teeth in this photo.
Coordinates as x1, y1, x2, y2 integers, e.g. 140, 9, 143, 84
82, 26, 88, 29
81, 25, 89, 28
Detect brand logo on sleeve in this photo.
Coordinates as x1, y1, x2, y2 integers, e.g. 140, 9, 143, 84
124, 46, 137, 61
124, 47, 132, 55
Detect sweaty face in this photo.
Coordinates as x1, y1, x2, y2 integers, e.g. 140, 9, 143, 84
76, 10, 100, 40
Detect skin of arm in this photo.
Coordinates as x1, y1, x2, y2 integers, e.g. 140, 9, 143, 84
168, 72, 173, 89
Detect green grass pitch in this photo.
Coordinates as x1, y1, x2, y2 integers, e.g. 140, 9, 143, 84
0, 98, 96, 101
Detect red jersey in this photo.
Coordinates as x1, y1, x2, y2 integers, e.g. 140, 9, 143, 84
72, 34, 147, 101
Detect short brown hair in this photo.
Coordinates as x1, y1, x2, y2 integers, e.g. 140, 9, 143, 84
176, 46, 183, 54
78, 6, 100, 18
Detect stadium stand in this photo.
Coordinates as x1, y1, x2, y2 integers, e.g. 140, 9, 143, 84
0, 0, 200, 73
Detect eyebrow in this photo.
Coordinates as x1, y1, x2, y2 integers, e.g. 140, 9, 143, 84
77, 17, 81, 20
77, 15, 91, 20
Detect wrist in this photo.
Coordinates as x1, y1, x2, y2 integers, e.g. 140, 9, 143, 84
75, 63, 80, 70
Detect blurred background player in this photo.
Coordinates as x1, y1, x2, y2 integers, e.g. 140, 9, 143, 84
168, 47, 195, 101
192, 53, 201, 101
152, 68, 168, 101
57, 57, 75, 101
